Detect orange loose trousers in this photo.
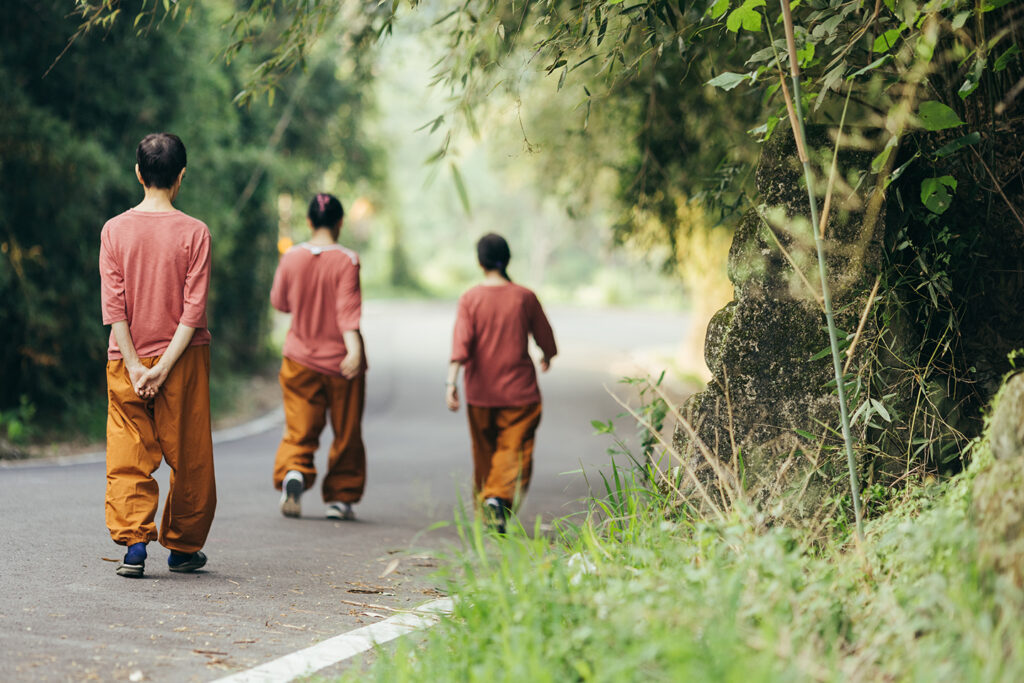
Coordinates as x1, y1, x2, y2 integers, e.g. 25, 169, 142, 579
273, 358, 366, 503
466, 403, 542, 503
105, 345, 216, 553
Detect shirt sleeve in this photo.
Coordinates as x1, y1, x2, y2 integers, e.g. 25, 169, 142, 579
335, 259, 361, 332
99, 227, 127, 325
269, 254, 290, 313
528, 292, 557, 359
180, 226, 212, 328
450, 295, 475, 363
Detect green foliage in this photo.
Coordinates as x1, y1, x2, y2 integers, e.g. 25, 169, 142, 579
0, 397, 37, 444
920, 175, 957, 215
917, 101, 965, 132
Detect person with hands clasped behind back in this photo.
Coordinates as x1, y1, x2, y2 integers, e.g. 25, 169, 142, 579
270, 193, 367, 521
99, 132, 216, 578
446, 233, 557, 533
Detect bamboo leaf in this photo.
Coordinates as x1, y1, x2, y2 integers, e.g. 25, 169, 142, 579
451, 163, 471, 214
934, 132, 981, 158
809, 346, 833, 361
958, 58, 985, 99
869, 398, 891, 423
706, 71, 752, 90
871, 135, 898, 173
872, 26, 903, 54
994, 45, 1021, 72
848, 54, 892, 80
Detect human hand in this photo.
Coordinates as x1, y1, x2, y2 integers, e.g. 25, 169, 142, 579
540, 357, 551, 373
135, 363, 169, 399
126, 362, 154, 399
445, 383, 459, 412
340, 351, 362, 380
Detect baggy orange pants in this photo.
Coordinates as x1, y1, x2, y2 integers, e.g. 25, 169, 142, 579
105, 345, 216, 553
466, 403, 542, 503
273, 357, 366, 503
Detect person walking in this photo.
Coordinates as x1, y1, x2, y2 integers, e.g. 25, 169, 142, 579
270, 193, 367, 521
446, 233, 557, 533
99, 132, 216, 578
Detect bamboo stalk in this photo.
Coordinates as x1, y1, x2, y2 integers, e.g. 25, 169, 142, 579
777, 0, 864, 541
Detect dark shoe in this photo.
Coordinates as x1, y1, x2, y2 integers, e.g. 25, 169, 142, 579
116, 542, 147, 578
484, 497, 507, 535
280, 470, 304, 518
168, 550, 207, 573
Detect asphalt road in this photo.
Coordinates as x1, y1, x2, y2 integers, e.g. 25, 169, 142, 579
0, 300, 688, 682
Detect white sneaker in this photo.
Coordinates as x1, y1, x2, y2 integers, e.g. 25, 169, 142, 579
325, 502, 355, 521
280, 470, 304, 518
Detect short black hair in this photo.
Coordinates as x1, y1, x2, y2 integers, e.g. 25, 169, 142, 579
136, 133, 187, 189
477, 233, 512, 282
308, 193, 345, 229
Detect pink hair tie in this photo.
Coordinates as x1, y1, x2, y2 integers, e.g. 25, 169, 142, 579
317, 194, 330, 213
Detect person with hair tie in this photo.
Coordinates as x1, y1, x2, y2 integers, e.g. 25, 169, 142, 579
446, 233, 558, 533
270, 192, 367, 521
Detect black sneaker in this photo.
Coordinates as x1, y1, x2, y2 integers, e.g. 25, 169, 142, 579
484, 497, 507, 534
280, 470, 304, 518
168, 550, 207, 573
116, 542, 147, 578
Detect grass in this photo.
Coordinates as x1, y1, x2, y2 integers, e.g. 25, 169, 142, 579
343, 439, 1024, 682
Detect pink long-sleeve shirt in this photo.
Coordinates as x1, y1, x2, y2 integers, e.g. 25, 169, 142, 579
270, 242, 362, 377
451, 283, 557, 407
99, 209, 212, 360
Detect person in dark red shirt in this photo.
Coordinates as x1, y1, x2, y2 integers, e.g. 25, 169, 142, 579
270, 193, 366, 521
99, 133, 215, 578
446, 233, 557, 532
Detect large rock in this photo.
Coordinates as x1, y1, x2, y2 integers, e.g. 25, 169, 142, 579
675, 125, 883, 518
972, 375, 1024, 584
972, 456, 1024, 586
989, 372, 1024, 461
674, 119, 1024, 521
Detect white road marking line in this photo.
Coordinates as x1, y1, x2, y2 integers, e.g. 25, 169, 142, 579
210, 597, 453, 683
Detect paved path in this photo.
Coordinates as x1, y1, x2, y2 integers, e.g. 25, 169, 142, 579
0, 300, 688, 682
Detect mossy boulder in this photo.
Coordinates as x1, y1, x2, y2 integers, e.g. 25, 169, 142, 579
676, 125, 883, 518
989, 372, 1024, 461
968, 374, 1024, 585
972, 457, 1024, 586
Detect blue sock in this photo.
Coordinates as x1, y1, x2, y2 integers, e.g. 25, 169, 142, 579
124, 542, 147, 565
168, 550, 193, 566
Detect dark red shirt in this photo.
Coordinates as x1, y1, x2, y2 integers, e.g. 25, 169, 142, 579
99, 209, 212, 360
270, 242, 362, 377
451, 283, 557, 407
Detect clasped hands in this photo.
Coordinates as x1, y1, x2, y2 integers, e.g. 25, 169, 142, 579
127, 362, 169, 400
